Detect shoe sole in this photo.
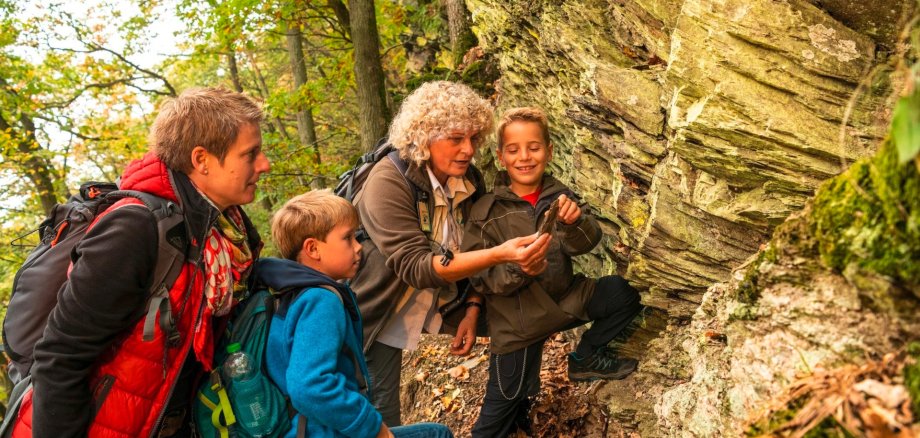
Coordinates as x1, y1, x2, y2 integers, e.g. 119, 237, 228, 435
568, 367, 637, 382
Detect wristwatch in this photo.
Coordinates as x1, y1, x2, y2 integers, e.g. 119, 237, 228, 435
439, 246, 454, 266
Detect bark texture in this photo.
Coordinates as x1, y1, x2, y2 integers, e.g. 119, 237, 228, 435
349, 0, 390, 152
285, 23, 322, 182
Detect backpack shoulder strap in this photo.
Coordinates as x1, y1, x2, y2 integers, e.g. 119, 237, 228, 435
314, 285, 369, 397
386, 151, 433, 237
340, 138, 394, 202
111, 190, 187, 291
103, 190, 189, 344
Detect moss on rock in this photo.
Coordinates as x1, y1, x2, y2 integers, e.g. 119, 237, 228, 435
733, 243, 779, 305
809, 139, 920, 291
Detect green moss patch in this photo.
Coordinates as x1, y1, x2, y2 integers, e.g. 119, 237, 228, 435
809, 139, 920, 289
734, 243, 779, 305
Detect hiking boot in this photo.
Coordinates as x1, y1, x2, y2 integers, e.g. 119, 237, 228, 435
567, 349, 638, 381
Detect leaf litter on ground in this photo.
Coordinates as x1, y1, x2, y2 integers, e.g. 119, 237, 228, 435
401, 332, 621, 437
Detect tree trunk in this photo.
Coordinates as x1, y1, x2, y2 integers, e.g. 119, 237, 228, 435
327, 0, 352, 39
285, 23, 323, 189
227, 51, 244, 93
348, 0, 389, 152
0, 113, 59, 215
244, 51, 292, 141
443, 0, 475, 60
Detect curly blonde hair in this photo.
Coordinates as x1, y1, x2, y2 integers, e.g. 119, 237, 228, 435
388, 81, 494, 166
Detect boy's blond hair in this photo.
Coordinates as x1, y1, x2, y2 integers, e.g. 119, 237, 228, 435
150, 87, 263, 173
496, 107, 551, 150
271, 190, 359, 261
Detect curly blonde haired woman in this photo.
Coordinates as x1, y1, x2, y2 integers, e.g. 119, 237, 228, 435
350, 81, 552, 425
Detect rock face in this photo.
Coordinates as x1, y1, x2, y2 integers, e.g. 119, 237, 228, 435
466, 0, 917, 434
655, 140, 920, 436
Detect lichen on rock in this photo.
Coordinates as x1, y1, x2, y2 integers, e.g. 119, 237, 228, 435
465, 0, 917, 434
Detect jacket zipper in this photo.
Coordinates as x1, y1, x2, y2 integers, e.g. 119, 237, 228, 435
149, 209, 216, 437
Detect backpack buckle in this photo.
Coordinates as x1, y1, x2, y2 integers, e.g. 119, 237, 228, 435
167, 326, 182, 347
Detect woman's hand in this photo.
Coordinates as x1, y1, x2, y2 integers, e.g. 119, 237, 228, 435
556, 194, 582, 225
496, 232, 551, 276
450, 305, 480, 356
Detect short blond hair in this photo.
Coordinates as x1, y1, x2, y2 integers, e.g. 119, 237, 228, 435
497, 107, 551, 150
388, 81, 494, 166
150, 87, 263, 173
271, 189, 359, 260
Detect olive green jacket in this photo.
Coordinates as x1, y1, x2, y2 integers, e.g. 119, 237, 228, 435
350, 158, 479, 351
462, 173, 601, 354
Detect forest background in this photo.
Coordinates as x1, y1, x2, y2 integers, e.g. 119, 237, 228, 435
0, 0, 493, 290
2, 0, 920, 435
0, 0, 506, 427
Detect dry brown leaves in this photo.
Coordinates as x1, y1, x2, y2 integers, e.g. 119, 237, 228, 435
402, 333, 615, 437
518, 334, 609, 438
402, 336, 492, 437
749, 351, 919, 438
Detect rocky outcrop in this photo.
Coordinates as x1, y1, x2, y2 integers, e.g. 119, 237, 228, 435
655, 139, 920, 436
466, 0, 916, 434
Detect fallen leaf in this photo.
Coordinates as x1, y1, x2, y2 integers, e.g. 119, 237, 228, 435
853, 379, 908, 409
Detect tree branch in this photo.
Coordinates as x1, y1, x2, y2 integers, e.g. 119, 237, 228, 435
50, 38, 177, 97
31, 114, 117, 141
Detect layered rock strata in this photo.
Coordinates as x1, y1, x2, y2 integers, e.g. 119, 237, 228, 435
466, 0, 914, 433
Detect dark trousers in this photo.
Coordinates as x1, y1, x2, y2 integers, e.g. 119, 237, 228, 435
471, 339, 544, 438
472, 275, 642, 437
366, 341, 404, 426
574, 275, 643, 357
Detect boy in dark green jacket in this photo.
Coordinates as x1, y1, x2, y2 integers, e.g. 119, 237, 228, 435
462, 107, 643, 437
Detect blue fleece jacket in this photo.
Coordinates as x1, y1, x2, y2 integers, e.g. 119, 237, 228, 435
255, 258, 381, 438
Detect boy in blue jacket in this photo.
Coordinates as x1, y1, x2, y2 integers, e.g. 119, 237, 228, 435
256, 189, 453, 438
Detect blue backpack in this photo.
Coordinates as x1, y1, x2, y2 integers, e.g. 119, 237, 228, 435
193, 285, 366, 438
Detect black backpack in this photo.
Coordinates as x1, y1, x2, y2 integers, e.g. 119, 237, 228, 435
1, 181, 187, 383
333, 138, 485, 239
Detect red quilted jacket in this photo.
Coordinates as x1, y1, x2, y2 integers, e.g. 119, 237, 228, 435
12, 153, 257, 437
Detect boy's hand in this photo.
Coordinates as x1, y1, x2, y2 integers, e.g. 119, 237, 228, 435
556, 194, 581, 225
450, 307, 479, 356
496, 232, 551, 276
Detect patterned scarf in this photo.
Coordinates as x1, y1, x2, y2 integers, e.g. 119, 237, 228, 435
201, 207, 253, 316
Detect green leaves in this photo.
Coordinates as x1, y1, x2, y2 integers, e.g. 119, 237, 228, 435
891, 69, 920, 164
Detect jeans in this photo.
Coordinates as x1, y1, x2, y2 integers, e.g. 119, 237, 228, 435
391, 422, 454, 438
